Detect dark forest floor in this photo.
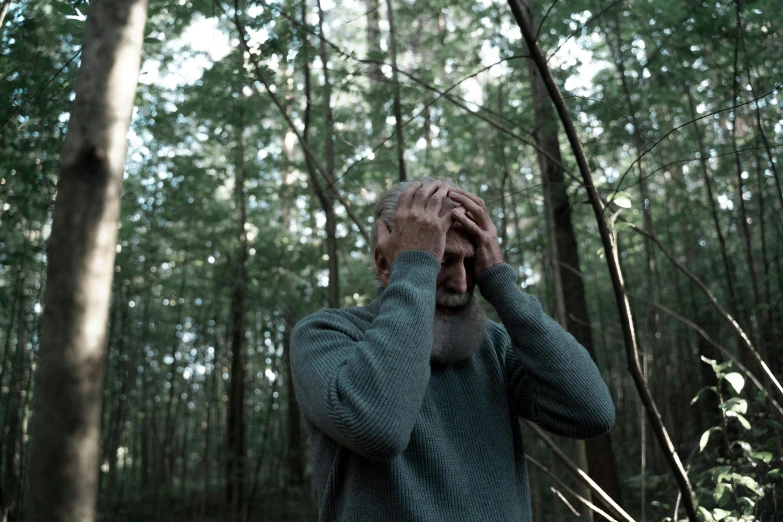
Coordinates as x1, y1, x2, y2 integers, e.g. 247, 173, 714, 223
97, 488, 318, 522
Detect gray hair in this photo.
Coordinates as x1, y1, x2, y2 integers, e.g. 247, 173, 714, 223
370, 176, 460, 290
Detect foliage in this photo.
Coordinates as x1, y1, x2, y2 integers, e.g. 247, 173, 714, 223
679, 358, 782, 522
1, 0, 782, 520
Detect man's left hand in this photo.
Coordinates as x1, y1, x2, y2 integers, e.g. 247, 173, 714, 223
448, 188, 504, 277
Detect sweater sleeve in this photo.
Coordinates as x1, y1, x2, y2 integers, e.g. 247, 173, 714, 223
290, 250, 440, 461
477, 263, 615, 439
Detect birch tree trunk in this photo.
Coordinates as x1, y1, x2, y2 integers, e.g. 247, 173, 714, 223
22, 0, 148, 520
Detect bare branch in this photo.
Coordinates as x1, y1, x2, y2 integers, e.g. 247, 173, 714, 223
544, 0, 624, 62
525, 422, 636, 522
527, 455, 621, 522
332, 0, 388, 30
626, 292, 783, 418
627, 222, 783, 402
604, 81, 783, 216
534, 0, 559, 43
1, 48, 82, 131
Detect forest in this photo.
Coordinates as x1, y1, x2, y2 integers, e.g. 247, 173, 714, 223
0, 0, 781, 520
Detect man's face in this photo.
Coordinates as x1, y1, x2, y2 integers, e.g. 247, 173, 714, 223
435, 228, 476, 316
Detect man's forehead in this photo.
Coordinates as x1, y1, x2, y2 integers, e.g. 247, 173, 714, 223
445, 228, 475, 256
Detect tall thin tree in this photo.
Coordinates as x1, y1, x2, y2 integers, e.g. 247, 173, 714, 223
520, 1, 622, 517
22, 0, 149, 520
386, 0, 407, 181
226, 109, 249, 519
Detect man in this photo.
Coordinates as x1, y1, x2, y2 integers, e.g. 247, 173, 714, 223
291, 177, 615, 521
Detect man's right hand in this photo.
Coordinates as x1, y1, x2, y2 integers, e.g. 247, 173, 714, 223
376, 181, 456, 266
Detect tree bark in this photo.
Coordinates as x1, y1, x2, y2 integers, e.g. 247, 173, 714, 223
730, 2, 761, 325
601, 9, 665, 493
22, 0, 148, 520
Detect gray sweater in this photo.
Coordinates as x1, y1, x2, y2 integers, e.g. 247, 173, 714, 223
290, 250, 615, 521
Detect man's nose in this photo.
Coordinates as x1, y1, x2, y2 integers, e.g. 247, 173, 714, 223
445, 263, 468, 294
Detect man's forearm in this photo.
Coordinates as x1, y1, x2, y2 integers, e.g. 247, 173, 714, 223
291, 250, 440, 460
476, 262, 615, 439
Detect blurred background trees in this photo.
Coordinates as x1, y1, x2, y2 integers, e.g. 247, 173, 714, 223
1, 0, 781, 520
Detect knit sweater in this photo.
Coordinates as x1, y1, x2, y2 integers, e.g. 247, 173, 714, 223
290, 250, 615, 522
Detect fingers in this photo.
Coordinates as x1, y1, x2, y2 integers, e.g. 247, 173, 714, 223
448, 190, 489, 228
412, 180, 442, 209
426, 181, 450, 214
451, 207, 482, 236
397, 180, 422, 211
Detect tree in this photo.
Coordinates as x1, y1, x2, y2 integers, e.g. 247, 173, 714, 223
22, 0, 149, 521
520, 1, 623, 517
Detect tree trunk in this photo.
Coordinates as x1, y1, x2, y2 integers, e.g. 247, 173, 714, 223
284, 316, 304, 487
365, 0, 383, 84
520, 1, 622, 517
106, 291, 130, 503
684, 87, 740, 320
22, 0, 148, 520
304, 0, 340, 309
226, 113, 248, 520
385, 0, 406, 181
281, 141, 304, 490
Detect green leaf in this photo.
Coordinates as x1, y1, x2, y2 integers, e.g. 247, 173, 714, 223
732, 474, 760, 494
608, 208, 623, 227
723, 372, 745, 394
725, 411, 751, 430
750, 451, 773, 464
700, 356, 733, 377
712, 508, 731, 520
768, 468, 780, 479
713, 482, 732, 506
691, 386, 716, 405
698, 506, 715, 522
719, 397, 747, 414
700, 427, 719, 451
614, 195, 632, 209
712, 466, 732, 483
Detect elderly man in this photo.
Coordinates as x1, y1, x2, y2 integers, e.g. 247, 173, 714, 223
290, 177, 614, 522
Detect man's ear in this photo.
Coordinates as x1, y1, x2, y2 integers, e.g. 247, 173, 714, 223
374, 248, 391, 286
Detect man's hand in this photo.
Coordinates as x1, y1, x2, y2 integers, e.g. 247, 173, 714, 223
376, 181, 455, 266
448, 188, 504, 277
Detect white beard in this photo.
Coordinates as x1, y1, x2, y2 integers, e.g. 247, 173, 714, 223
430, 290, 487, 366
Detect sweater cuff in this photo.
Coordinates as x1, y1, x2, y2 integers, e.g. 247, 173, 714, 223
389, 250, 441, 287
476, 262, 519, 305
